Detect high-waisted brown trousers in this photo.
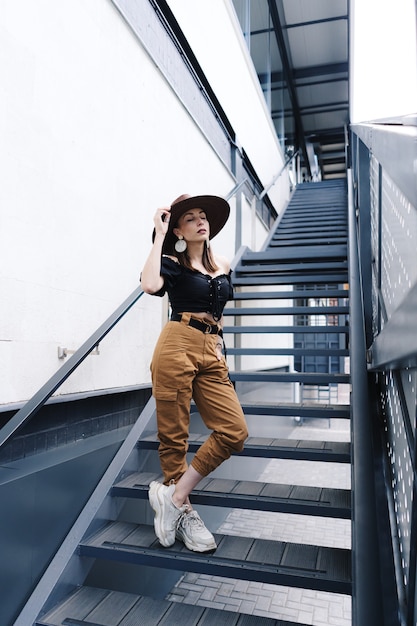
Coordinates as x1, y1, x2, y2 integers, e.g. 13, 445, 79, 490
150, 313, 248, 484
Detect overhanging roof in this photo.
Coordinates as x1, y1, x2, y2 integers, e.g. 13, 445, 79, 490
234, 0, 350, 180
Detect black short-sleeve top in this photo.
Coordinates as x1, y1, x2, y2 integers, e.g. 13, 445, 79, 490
153, 256, 234, 321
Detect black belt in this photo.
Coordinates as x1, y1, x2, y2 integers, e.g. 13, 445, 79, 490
171, 313, 223, 337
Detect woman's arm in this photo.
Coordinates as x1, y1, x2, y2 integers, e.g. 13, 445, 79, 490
140, 207, 170, 294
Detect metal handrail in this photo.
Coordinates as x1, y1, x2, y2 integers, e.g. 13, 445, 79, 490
259, 150, 298, 199
225, 178, 250, 201
225, 151, 297, 204
0, 286, 144, 450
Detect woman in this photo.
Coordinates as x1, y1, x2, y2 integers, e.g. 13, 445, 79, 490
141, 193, 248, 553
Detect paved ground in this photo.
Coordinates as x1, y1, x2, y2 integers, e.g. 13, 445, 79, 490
166, 418, 352, 625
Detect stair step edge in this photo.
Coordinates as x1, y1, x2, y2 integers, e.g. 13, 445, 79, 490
112, 474, 351, 518
35, 585, 313, 626
137, 434, 351, 462
79, 522, 352, 594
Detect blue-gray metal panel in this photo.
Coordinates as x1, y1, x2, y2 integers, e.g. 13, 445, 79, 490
369, 277, 417, 370
351, 123, 417, 209
13, 399, 157, 626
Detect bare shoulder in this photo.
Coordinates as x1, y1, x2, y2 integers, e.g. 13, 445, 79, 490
163, 254, 180, 264
214, 254, 231, 274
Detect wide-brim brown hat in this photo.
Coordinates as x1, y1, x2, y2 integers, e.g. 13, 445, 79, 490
152, 193, 230, 254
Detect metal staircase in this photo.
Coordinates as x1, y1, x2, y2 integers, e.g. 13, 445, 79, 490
34, 180, 351, 626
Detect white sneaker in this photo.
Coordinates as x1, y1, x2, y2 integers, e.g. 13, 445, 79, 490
176, 510, 217, 552
148, 481, 188, 547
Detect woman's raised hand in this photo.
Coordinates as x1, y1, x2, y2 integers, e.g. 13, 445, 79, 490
153, 207, 171, 238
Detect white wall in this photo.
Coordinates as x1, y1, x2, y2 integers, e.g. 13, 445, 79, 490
351, 0, 417, 122
0, 0, 289, 405
167, 0, 289, 210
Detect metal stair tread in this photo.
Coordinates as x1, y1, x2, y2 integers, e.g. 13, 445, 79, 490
274, 222, 347, 229
232, 274, 348, 285
268, 238, 347, 247
226, 347, 349, 356
278, 220, 346, 228
112, 472, 351, 518
36, 585, 314, 626
280, 210, 346, 215
272, 227, 346, 234
78, 521, 351, 594
229, 371, 350, 384
280, 206, 346, 213
236, 261, 348, 273
231, 288, 349, 300
241, 245, 347, 261
223, 324, 349, 333
239, 401, 350, 417
270, 235, 347, 243
222, 305, 349, 315
189, 400, 350, 417
137, 432, 350, 462
279, 208, 346, 215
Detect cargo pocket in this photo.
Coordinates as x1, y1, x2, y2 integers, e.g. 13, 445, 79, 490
153, 387, 178, 402
151, 348, 188, 397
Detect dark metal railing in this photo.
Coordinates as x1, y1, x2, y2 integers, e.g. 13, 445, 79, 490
347, 170, 384, 626
259, 149, 299, 199
350, 118, 417, 625
0, 286, 144, 450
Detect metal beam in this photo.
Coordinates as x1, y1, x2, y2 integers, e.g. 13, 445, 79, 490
283, 15, 348, 29
299, 101, 349, 113
267, 0, 310, 174
251, 15, 348, 35
293, 62, 349, 80
265, 76, 348, 91
261, 62, 348, 87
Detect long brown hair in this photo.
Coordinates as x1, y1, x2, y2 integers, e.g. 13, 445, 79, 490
176, 241, 218, 273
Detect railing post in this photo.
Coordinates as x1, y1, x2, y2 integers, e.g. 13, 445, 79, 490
348, 169, 384, 625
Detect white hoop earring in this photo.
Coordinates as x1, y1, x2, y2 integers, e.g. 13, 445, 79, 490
206, 238, 210, 250
175, 236, 187, 253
